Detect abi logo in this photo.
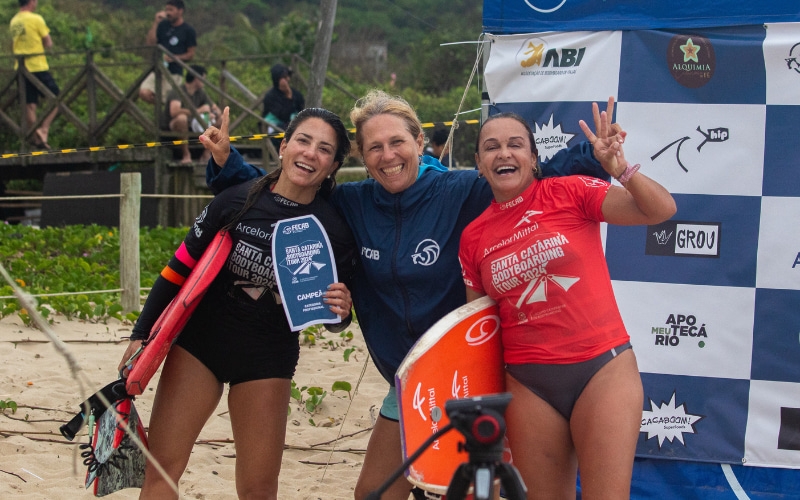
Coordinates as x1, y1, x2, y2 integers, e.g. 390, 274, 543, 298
517, 38, 586, 69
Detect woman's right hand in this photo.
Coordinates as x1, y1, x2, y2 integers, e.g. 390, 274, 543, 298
117, 339, 143, 378
199, 106, 231, 167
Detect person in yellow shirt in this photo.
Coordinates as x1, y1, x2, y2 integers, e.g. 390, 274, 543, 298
9, 0, 59, 149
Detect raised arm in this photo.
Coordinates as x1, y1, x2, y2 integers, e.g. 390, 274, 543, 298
579, 99, 676, 225
145, 11, 165, 46
200, 107, 265, 194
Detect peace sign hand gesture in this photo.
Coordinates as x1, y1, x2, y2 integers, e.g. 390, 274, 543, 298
199, 106, 231, 167
578, 97, 627, 180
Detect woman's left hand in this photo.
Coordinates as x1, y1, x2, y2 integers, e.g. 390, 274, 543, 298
324, 282, 353, 320
579, 97, 627, 179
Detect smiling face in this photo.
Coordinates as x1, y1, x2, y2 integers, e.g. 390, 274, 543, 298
278, 117, 340, 192
475, 117, 539, 203
360, 114, 424, 194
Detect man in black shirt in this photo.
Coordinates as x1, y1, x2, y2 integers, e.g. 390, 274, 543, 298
262, 64, 304, 149
139, 0, 197, 104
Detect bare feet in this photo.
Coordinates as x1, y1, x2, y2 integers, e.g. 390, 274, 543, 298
179, 156, 193, 164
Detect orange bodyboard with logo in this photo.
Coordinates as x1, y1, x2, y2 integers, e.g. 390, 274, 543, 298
395, 295, 507, 494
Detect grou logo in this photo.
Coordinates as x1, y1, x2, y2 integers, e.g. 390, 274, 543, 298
646, 221, 720, 258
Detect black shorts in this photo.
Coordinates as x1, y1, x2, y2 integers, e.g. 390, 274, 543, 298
174, 291, 300, 386
506, 341, 632, 420
25, 71, 60, 105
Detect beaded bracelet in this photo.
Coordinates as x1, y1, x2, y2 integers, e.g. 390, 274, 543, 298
615, 162, 641, 184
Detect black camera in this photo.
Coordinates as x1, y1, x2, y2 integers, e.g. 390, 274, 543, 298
445, 393, 512, 452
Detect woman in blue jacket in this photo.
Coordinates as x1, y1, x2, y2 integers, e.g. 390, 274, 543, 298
204, 90, 610, 499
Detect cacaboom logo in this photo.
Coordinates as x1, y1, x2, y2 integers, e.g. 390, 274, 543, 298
667, 34, 716, 88
646, 220, 720, 258
641, 391, 704, 447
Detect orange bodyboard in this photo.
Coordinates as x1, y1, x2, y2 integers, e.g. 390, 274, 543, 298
126, 231, 233, 395
395, 296, 506, 494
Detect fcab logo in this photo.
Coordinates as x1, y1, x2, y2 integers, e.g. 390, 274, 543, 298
516, 37, 587, 76
667, 34, 716, 88
651, 313, 709, 348
646, 220, 720, 258
641, 391, 704, 447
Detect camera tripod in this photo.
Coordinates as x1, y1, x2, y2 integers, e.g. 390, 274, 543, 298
366, 393, 526, 500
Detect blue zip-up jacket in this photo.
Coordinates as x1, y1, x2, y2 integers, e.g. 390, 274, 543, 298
207, 145, 607, 384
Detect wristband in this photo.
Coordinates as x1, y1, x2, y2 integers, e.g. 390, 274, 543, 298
615, 162, 640, 184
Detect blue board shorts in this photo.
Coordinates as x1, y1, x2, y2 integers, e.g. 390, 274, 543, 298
380, 386, 400, 421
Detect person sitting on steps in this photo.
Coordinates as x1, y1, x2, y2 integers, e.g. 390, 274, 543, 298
164, 65, 220, 164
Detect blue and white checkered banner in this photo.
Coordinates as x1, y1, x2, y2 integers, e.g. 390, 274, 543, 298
482, 13, 800, 499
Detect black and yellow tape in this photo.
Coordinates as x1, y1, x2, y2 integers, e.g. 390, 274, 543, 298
1, 120, 480, 160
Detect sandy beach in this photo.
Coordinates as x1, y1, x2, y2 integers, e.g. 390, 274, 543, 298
0, 313, 390, 499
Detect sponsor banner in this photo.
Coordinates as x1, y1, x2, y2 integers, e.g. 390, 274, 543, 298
615, 280, 754, 380
615, 102, 765, 197
744, 380, 800, 467
493, 101, 613, 162
619, 27, 767, 105
763, 105, 800, 197
752, 289, 800, 383
631, 458, 800, 499
638, 373, 749, 463
272, 215, 339, 331
484, 32, 620, 103
756, 197, 800, 290
764, 23, 800, 105
482, 1, 800, 33
606, 194, 760, 288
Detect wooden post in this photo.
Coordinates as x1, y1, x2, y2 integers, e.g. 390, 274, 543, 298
86, 50, 98, 146
120, 173, 141, 313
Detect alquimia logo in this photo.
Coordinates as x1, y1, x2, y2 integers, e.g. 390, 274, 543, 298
646, 220, 721, 258
667, 34, 716, 88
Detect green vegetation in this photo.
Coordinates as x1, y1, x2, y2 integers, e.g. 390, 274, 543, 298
0, 0, 483, 163
0, 223, 186, 322
0, 398, 18, 414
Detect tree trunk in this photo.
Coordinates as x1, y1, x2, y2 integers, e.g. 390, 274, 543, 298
307, 0, 337, 108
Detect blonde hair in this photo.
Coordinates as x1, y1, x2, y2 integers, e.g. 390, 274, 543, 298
350, 89, 423, 154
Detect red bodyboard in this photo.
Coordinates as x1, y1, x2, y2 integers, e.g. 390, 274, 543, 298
126, 231, 233, 395
395, 296, 507, 494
